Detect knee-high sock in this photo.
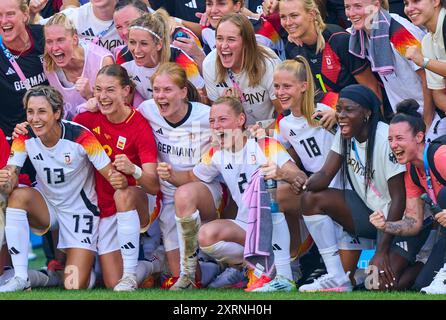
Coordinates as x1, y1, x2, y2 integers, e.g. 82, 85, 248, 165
5, 208, 29, 280
302, 214, 345, 277
116, 210, 140, 275
272, 212, 292, 280
200, 241, 244, 267
176, 210, 200, 278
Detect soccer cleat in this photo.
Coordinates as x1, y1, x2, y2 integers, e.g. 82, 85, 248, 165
245, 268, 258, 289
169, 274, 199, 291
113, 273, 138, 292
161, 276, 179, 289
251, 275, 297, 292
298, 273, 352, 293
420, 266, 446, 294
207, 267, 247, 289
244, 274, 272, 292
0, 276, 31, 293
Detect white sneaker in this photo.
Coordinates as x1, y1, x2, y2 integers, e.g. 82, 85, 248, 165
169, 274, 198, 291
299, 273, 352, 293
251, 275, 296, 292
420, 266, 446, 294
0, 276, 31, 293
113, 273, 137, 292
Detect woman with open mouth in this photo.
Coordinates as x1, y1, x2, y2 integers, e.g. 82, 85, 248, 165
273, 57, 374, 287
0, 85, 127, 293
203, 13, 282, 131
123, 9, 205, 102
156, 95, 307, 292
298, 84, 423, 292
43, 12, 114, 121
138, 62, 222, 290
0, 0, 49, 139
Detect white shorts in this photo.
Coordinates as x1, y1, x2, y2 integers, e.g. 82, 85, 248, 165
34, 188, 99, 252
159, 181, 223, 251
97, 193, 162, 255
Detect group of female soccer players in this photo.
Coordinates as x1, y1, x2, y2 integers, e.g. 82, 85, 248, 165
0, 0, 446, 295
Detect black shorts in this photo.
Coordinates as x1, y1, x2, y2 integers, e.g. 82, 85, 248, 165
344, 190, 431, 263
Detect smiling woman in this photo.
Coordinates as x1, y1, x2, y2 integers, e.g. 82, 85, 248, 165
43, 12, 114, 120
0, 0, 49, 138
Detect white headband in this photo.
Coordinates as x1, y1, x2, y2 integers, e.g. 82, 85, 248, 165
129, 26, 161, 40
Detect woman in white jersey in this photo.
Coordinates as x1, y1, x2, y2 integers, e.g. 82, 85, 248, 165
137, 62, 222, 288
202, 13, 282, 130
157, 96, 307, 292
43, 12, 114, 120
298, 84, 412, 292
273, 57, 374, 286
123, 9, 205, 101
0, 85, 128, 292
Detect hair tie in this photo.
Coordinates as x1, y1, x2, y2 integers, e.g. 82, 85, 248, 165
129, 26, 161, 40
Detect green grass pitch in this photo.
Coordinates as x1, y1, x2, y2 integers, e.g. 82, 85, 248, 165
0, 247, 444, 300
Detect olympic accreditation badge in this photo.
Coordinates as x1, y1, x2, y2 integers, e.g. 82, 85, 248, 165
116, 136, 127, 150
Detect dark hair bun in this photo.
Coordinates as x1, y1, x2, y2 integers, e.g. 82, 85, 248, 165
395, 99, 421, 118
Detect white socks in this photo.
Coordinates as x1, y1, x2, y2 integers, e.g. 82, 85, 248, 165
5, 208, 29, 281
117, 210, 140, 275
303, 214, 345, 278
272, 211, 292, 280
176, 210, 200, 278
200, 240, 244, 266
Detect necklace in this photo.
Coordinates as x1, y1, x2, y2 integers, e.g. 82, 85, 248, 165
11, 38, 31, 59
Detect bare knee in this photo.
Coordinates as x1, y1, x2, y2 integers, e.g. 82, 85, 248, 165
301, 191, 323, 215
114, 188, 136, 211
7, 188, 33, 209
174, 184, 198, 217
198, 224, 219, 247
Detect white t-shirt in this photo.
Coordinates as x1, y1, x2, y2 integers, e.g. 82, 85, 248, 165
365, 14, 426, 113
203, 47, 281, 126
331, 122, 406, 218
137, 99, 212, 200
43, 3, 125, 52
193, 137, 292, 224
122, 61, 158, 100
422, 8, 446, 90
8, 120, 110, 214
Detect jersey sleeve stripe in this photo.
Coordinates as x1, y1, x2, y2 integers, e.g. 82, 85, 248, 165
259, 138, 286, 159
201, 147, 216, 165
76, 130, 106, 157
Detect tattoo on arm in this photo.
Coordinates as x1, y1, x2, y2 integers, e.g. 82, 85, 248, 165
384, 216, 418, 236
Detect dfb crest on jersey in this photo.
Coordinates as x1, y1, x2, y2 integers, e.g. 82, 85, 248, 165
64, 153, 72, 165
389, 152, 397, 164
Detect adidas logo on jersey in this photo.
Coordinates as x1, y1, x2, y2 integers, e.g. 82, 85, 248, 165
396, 241, 408, 252
81, 28, 95, 37
216, 81, 229, 88
81, 237, 92, 244
224, 163, 233, 169
8, 247, 20, 255
121, 242, 136, 250
185, 0, 198, 9
272, 243, 282, 251
289, 129, 296, 136
156, 128, 164, 135
5, 67, 15, 75
33, 153, 44, 161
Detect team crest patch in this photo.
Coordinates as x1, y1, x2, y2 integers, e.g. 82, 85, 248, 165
117, 136, 127, 150
64, 153, 72, 164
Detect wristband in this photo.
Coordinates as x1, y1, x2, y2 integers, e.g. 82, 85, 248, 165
132, 165, 142, 180
422, 57, 430, 69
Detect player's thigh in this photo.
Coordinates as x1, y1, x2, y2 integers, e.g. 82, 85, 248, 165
7, 187, 51, 231
174, 182, 219, 222
64, 248, 96, 289
198, 219, 245, 247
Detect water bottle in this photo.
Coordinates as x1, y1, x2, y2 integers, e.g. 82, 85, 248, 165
265, 178, 279, 213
